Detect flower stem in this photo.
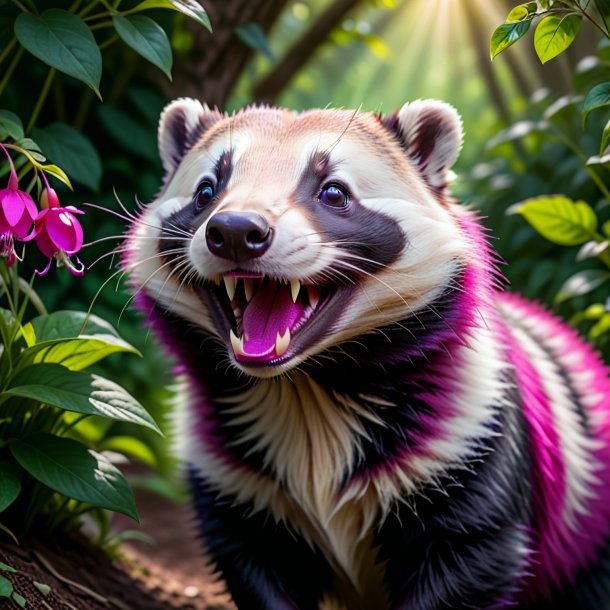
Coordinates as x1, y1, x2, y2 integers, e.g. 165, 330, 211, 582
0, 47, 24, 97
0, 38, 17, 67
77, 0, 102, 18
0, 264, 18, 318
26, 68, 56, 134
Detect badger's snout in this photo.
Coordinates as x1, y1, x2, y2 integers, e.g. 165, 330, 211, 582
205, 211, 272, 262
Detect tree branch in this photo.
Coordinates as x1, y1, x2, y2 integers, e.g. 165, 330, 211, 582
252, 0, 363, 103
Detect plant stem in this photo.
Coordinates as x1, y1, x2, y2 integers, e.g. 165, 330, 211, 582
551, 129, 610, 202
11, 0, 30, 12
590, 0, 610, 37
74, 88, 94, 131
579, 6, 610, 39
0, 47, 24, 97
0, 38, 17, 67
77, 0, 102, 18
0, 265, 18, 318
26, 69, 56, 134
16, 161, 32, 183
90, 20, 113, 31
99, 33, 119, 51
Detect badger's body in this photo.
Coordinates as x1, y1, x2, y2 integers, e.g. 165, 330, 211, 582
125, 98, 610, 609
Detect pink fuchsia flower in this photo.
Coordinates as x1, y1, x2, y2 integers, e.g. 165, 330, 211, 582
0, 144, 38, 266
28, 174, 85, 277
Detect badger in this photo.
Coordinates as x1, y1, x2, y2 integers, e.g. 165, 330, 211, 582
124, 98, 610, 610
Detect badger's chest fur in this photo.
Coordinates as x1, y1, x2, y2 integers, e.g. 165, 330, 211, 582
126, 99, 610, 610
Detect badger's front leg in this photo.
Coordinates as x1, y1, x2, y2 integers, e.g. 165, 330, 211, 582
382, 520, 530, 610
188, 469, 333, 610
379, 402, 532, 610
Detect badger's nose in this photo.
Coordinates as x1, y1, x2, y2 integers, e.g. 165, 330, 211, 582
206, 212, 272, 262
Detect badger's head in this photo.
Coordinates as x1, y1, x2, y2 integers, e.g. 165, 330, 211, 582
127, 99, 469, 377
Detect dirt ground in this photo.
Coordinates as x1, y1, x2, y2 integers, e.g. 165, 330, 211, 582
0, 490, 236, 610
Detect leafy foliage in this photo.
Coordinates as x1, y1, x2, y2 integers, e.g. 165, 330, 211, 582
0, 0, 210, 537
486, 4, 610, 354
0, 305, 160, 529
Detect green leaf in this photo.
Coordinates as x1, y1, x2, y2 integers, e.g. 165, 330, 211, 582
131, 0, 212, 32
235, 23, 274, 60
22, 310, 123, 346
515, 195, 598, 245
113, 15, 172, 81
15, 138, 46, 163
543, 94, 582, 123
31, 124, 102, 192
19, 311, 140, 371
604, 220, 610, 237
577, 240, 610, 262
97, 105, 157, 163
10, 433, 138, 520
100, 436, 158, 467
0, 563, 17, 574
490, 20, 531, 59
601, 119, 610, 155
5, 363, 161, 434
586, 152, 610, 167
590, 313, 610, 339
0, 110, 24, 141
583, 82, 610, 129
15, 147, 73, 190
534, 15, 582, 64
506, 2, 537, 22
17, 335, 139, 371
129, 473, 187, 503
0, 575, 13, 597
11, 592, 25, 607
0, 462, 21, 513
584, 303, 606, 320
33, 582, 51, 596
555, 269, 610, 304
14, 9, 102, 98
487, 120, 550, 148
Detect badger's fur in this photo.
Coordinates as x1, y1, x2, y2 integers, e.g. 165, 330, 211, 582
125, 98, 610, 610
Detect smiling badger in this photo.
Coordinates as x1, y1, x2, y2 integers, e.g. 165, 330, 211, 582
125, 98, 610, 610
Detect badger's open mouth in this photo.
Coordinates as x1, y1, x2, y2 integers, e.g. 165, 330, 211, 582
198, 271, 331, 366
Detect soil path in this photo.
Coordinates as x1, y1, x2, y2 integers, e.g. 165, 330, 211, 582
0, 490, 236, 609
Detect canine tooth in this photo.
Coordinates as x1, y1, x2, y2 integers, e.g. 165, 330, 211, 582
275, 328, 290, 356
307, 285, 320, 309
244, 278, 255, 302
213, 274, 221, 285
290, 279, 300, 303
224, 276, 237, 301
230, 329, 245, 356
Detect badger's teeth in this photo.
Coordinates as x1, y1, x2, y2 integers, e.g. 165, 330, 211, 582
244, 278, 255, 303
230, 329, 245, 356
307, 285, 320, 310
212, 274, 222, 285
290, 279, 300, 303
275, 328, 290, 356
224, 276, 237, 301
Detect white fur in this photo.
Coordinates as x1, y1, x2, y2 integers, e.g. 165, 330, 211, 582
397, 100, 463, 188
498, 300, 601, 526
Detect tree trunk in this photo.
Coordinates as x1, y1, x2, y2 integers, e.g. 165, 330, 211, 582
164, 0, 291, 108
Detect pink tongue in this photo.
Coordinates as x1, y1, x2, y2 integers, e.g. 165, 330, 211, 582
241, 283, 305, 360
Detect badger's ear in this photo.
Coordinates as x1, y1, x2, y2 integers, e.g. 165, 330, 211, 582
158, 98, 222, 176
383, 100, 463, 189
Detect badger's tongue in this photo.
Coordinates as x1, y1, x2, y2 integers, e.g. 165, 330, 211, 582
234, 283, 305, 361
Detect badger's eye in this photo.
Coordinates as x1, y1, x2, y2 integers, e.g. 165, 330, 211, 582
319, 183, 349, 208
195, 181, 215, 209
